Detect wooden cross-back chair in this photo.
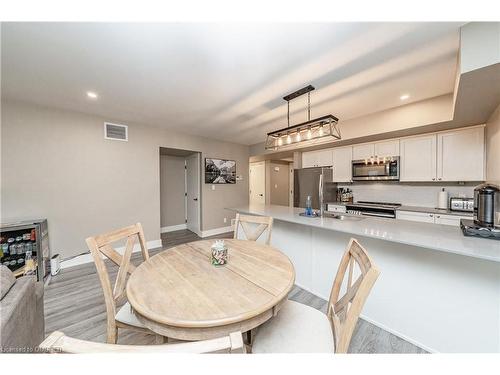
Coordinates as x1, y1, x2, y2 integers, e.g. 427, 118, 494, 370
252, 238, 379, 354
86, 223, 161, 344
327, 238, 380, 353
40, 331, 246, 354
233, 213, 273, 245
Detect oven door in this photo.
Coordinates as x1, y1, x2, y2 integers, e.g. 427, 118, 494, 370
352, 157, 399, 181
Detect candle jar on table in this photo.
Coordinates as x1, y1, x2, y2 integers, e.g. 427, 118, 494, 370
211, 240, 228, 266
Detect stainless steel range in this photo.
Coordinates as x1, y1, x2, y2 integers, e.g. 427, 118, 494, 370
345, 201, 401, 219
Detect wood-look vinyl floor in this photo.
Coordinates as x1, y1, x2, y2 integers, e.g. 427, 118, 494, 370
44, 229, 426, 353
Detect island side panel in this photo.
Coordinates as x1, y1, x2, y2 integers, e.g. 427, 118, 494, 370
268, 219, 500, 353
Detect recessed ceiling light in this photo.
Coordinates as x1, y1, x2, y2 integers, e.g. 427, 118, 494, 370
400, 94, 410, 101
87, 91, 98, 99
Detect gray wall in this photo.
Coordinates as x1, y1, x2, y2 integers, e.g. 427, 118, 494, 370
1, 99, 249, 259
160, 155, 186, 228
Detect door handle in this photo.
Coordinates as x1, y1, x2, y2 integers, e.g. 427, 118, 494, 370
193, 198, 198, 201
259, 194, 263, 197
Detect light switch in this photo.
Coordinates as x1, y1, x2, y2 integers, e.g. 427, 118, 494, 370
211, 185, 215, 191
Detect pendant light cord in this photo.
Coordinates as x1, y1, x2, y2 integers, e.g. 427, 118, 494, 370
287, 101, 290, 128
308, 92, 311, 121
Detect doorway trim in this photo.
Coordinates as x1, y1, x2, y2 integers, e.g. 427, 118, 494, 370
186, 152, 202, 237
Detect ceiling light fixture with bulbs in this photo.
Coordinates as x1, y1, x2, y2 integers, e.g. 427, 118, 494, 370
87, 91, 98, 99
265, 85, 340, 150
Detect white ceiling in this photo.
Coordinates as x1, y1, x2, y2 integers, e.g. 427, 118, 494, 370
1, 22, 463, 145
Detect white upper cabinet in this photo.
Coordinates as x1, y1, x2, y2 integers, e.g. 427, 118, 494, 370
302, 149, 333, 168
332, 146, 353, 182
352, 139, 400, 160
352, 143, 375, 160
400, 134, 437, 181
437, 127, 485, 181
374, 140, 400, 157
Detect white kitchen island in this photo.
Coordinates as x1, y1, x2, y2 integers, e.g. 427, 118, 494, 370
228, 204, 500, 353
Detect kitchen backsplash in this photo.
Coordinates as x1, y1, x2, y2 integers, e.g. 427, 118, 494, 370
336, 182, 476, 208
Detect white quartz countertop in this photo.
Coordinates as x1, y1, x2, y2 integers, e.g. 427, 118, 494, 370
228, 204, 500, 263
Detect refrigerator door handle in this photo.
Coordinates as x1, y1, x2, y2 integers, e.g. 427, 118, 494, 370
319, 173, 324, 216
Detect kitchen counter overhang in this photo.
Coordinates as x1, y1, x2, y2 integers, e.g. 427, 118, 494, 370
227, 204, 500, 263
228, 204, 500, 353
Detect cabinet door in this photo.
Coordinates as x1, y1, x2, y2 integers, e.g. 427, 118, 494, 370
352, 143, 375, 160
332, 146, 352, 182
396, 211, 435, 223
374, 140, 400, 157
302, 151, 318, 168
400, 135, 437, 181
437, 127, 485, 181
316, 149, 333, 167
434, 214, 469, 226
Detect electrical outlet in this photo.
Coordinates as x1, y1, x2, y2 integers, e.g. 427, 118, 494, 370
223, 218, 227, 224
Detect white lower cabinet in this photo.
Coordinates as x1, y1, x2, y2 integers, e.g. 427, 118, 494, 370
397, 210, 469, 226
396, 211, 435, 223
434, 214, 470, 226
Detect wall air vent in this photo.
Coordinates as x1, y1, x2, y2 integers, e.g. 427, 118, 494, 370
104, 122, 128, 141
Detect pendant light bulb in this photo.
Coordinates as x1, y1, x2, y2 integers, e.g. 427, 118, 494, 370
307, 128, 312, 140
277, 137, 283, 146
286, 134, 292, 144
296, 131, 301, 142
319, 126, 324, 136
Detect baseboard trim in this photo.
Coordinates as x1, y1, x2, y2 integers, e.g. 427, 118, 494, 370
60, 239, 162, 270
292, 282, 436, 353
201, 226, 233, 238
161, 224, 187, 233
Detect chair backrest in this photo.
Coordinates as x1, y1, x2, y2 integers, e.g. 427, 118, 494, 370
40, 331, 246, 354
233, 213, 273, 245
85, 223, 149, 321
327, 238, 380, 353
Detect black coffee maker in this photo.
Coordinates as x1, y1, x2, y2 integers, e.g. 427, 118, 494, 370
473, 183, 500, 228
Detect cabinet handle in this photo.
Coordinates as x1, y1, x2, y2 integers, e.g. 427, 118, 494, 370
432, 178, 436, 181
438, 178, 442, 181
429, 214, 433, 217
436, 215, 440, 218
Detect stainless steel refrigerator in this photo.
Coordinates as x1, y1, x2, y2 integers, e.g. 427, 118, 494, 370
294, 167, 336, 212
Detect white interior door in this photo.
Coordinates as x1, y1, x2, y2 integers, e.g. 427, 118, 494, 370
249, 162, 266, 205
186, 153, 201, 234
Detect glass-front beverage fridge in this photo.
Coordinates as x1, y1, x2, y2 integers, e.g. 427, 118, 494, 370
0, 218, 50, 281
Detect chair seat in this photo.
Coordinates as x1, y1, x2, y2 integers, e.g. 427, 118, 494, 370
252, 299, 335, 353
115, 302, 146, 328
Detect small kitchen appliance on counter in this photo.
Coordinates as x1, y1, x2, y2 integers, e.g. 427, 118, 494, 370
450, 197, 474, 212
460, 183, 500, 240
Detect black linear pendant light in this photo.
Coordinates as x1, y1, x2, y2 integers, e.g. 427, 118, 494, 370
265, 85, 341, 150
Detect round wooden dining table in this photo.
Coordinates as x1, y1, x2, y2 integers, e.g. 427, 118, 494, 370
126, 239, 295, 341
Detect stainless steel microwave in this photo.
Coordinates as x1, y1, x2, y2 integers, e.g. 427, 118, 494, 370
352, 156, 400, 181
